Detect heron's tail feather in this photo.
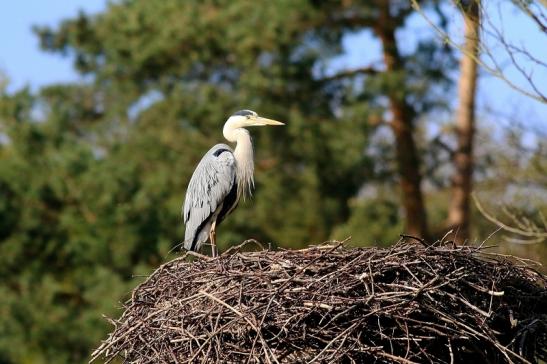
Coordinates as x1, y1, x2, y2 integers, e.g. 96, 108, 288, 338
183, 240, 193, 252
184, 221, 211, 252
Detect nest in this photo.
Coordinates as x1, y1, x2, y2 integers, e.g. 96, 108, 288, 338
91, 241, 547, 363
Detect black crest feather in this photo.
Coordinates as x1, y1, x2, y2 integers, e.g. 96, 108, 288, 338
232, 110, 256, 117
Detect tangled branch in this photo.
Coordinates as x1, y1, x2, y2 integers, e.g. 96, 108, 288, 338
91, 240, 546, 363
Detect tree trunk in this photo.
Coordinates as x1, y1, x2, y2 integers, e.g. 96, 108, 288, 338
376, 1, 429, 240
448, 0, 480, 242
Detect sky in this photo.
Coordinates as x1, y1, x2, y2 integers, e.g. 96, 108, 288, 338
0, 0, 105, 91
328, 3, 546, 135
0, 1, 545, 133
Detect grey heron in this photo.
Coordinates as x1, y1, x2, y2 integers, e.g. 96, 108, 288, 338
182, 110, 284, 256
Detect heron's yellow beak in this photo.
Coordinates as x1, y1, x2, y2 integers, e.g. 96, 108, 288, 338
252, 116, 285, 126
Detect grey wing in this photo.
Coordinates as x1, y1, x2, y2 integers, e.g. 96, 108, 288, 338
183, 144, 236, 251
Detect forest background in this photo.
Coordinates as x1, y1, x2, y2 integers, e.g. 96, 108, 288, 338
0, 1, 545, 363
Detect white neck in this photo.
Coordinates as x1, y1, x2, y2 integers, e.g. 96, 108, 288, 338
223, 124, 254, 199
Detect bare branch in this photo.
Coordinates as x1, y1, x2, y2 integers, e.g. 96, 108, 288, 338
91, 242, 547, 363
473, 193, 547, 244
513, 0, 547, 33
481, 2, 547, 102
431, 135, 455, 158
410, 0, 547, 103
321, 66, 382, 81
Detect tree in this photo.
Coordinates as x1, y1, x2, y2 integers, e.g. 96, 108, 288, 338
34, 1, 452, 243
411, 0, 546, 103
33, 1, 376, 246
412, 0, 546, 241
448, 0, 481, 242
374, 0, 430, 239
0, 1, 455, 362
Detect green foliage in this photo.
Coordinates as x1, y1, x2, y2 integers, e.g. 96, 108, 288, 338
332, 195, 404, 247
1, 1, 457, 362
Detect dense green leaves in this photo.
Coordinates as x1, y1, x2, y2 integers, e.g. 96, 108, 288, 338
4, 1, 536, 363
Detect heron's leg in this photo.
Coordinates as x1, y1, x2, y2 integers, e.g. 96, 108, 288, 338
210, 221, 218, 257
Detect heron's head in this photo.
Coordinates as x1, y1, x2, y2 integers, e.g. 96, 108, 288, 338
226, 110, 284, 128
223, 110, 284, 142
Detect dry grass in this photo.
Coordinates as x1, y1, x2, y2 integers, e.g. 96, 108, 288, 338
91, 240, 547, 363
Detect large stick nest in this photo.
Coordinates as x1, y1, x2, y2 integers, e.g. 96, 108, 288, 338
92, 241, 547, 363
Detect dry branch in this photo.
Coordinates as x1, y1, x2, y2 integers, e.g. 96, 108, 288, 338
91, 240, 547, 363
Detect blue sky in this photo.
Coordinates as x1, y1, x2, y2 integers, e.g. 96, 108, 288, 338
0, 0, 105, 91
0, 1, 545, 131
